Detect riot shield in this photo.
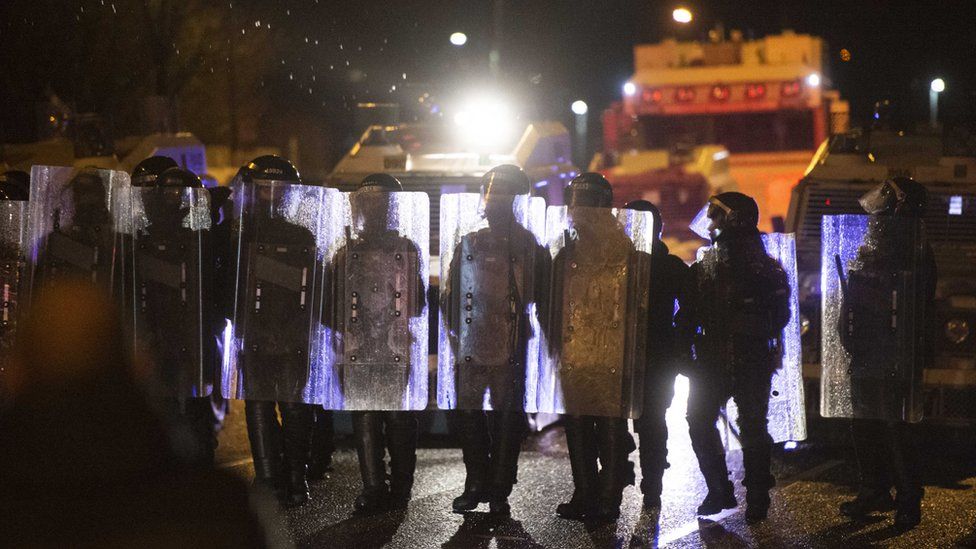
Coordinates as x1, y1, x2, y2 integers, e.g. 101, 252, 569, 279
0, 200, 29, 398
130, 187, 214, 398
223, 181, 342, 404
820, 215, 926, 422
26, 166, 131, 303
323, 190, 429, 411
437, 192, 547, 411
722, 233, 807, 443
537, 206, 653, 418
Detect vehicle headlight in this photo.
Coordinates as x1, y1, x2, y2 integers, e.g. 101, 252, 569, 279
945, 319, 971, 345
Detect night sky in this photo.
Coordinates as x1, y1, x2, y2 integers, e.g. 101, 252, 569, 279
1, 0, 974, 171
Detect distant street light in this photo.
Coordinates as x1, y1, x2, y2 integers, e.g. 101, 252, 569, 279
930, 77, 945, 126
572, 100, 588, 167
450, 32, 467, 46
623, 82, 637, 96
806, 73, 821, 88
672, 7, 693, 24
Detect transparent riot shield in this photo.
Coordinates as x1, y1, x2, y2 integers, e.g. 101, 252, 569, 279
437, 192, 547, 411
130, 187, 213, 398
223, 181, 342, 404
537, 206, 654, 418
0, 200, 29, 398
323, 190, 429, 411
722, 233, 807, 443
26, 166, 131, 304
820, 215, 926, 422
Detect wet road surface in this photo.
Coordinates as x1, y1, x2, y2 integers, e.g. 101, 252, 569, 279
215, 377, 976, 548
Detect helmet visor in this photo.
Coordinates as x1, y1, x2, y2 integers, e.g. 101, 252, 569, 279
858, 181, 904, 214
689, 203, 712, 240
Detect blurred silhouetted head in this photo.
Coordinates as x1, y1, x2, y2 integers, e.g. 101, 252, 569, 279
6, 281, 132, 399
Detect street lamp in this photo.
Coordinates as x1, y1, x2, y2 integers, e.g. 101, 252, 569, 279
623, 82, 637, 97
572, 100, 589, 167
930, 78, 945, 127
672, 7, 693, 24
450, 32, 467, 46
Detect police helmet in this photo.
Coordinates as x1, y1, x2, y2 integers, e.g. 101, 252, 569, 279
564, 172, 613, 208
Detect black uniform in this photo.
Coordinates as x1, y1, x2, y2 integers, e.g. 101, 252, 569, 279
636, 239, 689, 506
442, 165, 551, 514
332, 174, 424, 514
34, 172, 119, 293
680, 192, 790, 523
838, 178, 936, 530
234, 156, 317, 507
622, 200, 690, 508
132, 167, 216, 466
553, 173, 647, 523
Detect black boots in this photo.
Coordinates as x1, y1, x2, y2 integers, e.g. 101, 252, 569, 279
353, 411, 389, 514
452, 410, 524, 514
245, 400, 313, 506
844, 419, 923, 530
280, 402, 314, 506
695, 451, 737, 516
308, 407, 335, 481
593, 418, 636, 522
245, 400, 283, 497
485, 413, 524, 515
742, 445, 774, 523
557, 417, 599, 520
352, 411, 419, 514
386, 412, 419, 508
452, 411, 490, 512
558, 416, 633, 522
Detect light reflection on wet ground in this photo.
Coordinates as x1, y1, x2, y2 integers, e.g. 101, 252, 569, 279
216, 377, 976, 548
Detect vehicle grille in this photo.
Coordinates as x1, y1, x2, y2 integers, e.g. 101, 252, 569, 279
789, 179, 976, 276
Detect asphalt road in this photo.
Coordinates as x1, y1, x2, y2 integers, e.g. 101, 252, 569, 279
215, 379, 976, 548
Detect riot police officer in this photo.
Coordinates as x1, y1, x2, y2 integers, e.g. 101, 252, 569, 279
624, 199, 689, 509
442, 165, 550, 515
30, 167, 121, 293
132, 156, 179, 186
552, 173, 646, 522
330, 173, 425, 514
679, 192, 790, 523
130, 165, 217, 466
234, 156, 317, 506
836, 178, 935, 530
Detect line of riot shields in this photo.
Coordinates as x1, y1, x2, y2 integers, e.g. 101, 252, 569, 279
23, 168, 943, 433
1, 166, 832, 438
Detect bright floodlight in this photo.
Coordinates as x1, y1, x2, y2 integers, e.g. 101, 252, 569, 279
623, 82, 637, 96
672, 7, 693, 24
571, 100, 588, 115
450, 32, 467, 46
806, 73, 821, 87
931, 78, 946, 93
453, 95, 514, 150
